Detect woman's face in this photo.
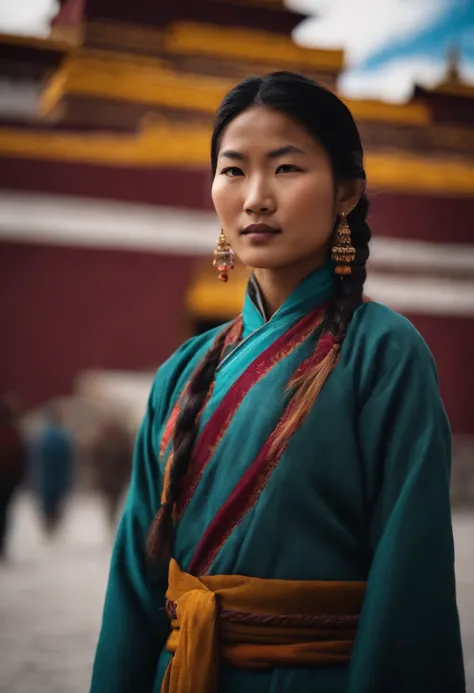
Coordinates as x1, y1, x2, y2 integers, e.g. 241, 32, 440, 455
212, 106, 346, 272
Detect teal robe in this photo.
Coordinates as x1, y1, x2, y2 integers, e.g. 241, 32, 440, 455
90, 264, 465, 693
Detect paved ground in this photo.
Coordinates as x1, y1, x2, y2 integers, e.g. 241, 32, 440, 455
0, 495, 111, 693
0, 495, 473, 693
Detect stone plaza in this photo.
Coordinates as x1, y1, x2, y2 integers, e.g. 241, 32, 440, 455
1, 495, 473, 693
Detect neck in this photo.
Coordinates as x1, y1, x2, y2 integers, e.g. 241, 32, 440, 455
253, 252, 328, 318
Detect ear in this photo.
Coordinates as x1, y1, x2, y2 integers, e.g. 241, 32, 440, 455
335, 179, 365, 216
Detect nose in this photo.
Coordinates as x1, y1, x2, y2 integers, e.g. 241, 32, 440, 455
244, 176, 276, 216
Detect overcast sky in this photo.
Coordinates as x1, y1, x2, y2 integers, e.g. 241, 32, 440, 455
0, 0, 472, 102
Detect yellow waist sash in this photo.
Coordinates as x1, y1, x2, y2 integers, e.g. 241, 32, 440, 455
161, 559, 366, 693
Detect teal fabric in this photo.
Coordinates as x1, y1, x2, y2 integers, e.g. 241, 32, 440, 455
90, 265, 465, 693
34, 425, 74, 510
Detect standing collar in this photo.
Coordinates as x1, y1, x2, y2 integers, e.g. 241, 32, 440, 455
242, 263, 336, 336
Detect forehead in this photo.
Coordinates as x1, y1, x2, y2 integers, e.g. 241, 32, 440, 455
218, 106, 322, 155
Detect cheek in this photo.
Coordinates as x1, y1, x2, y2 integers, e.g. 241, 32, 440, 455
211, 179, 239, 223
211, 179, 223, 216
289, 175, 333, 217
282, 176, 335, 242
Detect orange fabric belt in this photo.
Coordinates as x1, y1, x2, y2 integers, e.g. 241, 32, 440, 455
161, 559, 366, 693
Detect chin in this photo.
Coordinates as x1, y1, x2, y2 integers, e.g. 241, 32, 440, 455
238, 249, 303, 272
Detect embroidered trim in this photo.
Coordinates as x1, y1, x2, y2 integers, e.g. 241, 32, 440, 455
165, 599, 359, 628
177, 306, 327, 519
158, 318, 243, 506
188, 329, 337, 576
160, 318, 244, 461
221, 315, 244, 357
220, 610, 359, 628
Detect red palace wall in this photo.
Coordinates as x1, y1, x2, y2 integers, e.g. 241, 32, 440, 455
1, 240, 474, 434
2, 157, 474, 244
0, 241, 197, 408
1, 157, 474, 432
405, 313, 474, 436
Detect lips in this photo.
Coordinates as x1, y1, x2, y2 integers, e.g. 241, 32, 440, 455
240, 223, 281, 236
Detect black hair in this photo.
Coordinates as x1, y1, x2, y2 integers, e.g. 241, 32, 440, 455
210, 71, 370, 343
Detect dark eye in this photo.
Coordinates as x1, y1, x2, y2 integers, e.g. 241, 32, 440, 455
276, 164, 301, 174
221, 167, 244, 177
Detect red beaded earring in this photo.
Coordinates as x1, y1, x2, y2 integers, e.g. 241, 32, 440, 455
213, 230, 235, 282
331, 213, 356, 276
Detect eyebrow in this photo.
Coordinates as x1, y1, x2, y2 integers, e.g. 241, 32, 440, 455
219, 145, 307, 161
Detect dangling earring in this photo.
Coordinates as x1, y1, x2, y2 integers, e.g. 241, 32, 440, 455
331, 213, 356, 276
213, 230, 235, 282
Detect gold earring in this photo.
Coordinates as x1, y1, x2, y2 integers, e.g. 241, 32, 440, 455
213, 230, 235, 283
331, 213, 356, 276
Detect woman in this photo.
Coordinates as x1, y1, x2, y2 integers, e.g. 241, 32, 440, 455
33, 405, 74, 536
90, 72, 465, 693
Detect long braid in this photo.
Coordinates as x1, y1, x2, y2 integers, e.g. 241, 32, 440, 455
148, 325, 239, 562
326, 194, 371, 341
269, 194, 371, 456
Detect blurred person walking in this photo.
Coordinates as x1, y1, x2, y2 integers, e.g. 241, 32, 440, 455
0, 397, 27, 560
89, 417, 132, 532
33, 404, 74, 536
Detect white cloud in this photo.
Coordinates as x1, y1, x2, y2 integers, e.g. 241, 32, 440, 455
288, 0, 469, 100
290, 0, 446, 66
340, 57, 450, 102
0, 0, 58, 36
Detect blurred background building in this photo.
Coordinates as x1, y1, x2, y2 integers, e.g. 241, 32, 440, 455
0, 3, 474, 692
1, 0, 474, 500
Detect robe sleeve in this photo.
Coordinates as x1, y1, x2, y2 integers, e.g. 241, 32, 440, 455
89, 378, 170, 693
348, 329, 466, 693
